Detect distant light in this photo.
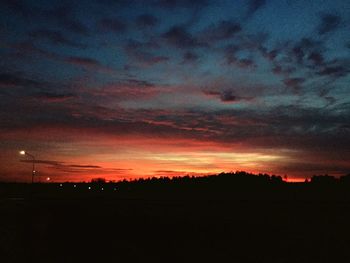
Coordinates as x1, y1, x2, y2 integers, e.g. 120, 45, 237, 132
101, 188, 104, 191
60, 184, 63, 187
46, 177, 50, 181
20, 150, 26, 155
88, 186, 91, 190
73, 184, 76, 188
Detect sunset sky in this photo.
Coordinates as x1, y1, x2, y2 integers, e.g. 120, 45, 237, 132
1, 0, 349, 182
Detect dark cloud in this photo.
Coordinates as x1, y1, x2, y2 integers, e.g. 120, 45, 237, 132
33, 92, 77, 103
125, 40, 169, 66
87, 82, 161, 101
3, 92, 350, 163
5, 2, 89, 35
279, 161, 349, 175
318, 65, 349, 77
201, 20, 241, 42
272, 65, 296, 75
9, 41, 61, 61
203, 89, 251, 103
44, 5, 89, 35
182, 51, 199, 63
291, 38, 322, 65
318, 14, 342, 35
283, 77, 305, 89
265, 35, 349, 91
61, 17, 89, 36
125, 39, 160, 50
20, 159, 62, 166
0, 73, 40, 88
65, 56, 101, 67
98, 18, 127, 33
29, 29, 86, 48
219, 105, 350, 154
224, 45, 256, 69
97, 0, 134, 6
125, 79, 155, 87
223, 44, 240, 64
157, 0, 208, 9
3, 0, 36, 18
9, 42, 112, 73
162, 26, 203, 48
324, 96, 337, 105
64, 56, 114, 72
307, 51, 324, 65
136, 14, 158, 28
269, 37, 341, 80
247, 0, 266, 17
68, 165, 101, 168
20, 159, 102, 170
219, 90, 239, 102
259, 47, 279, 61
236, 58, 256, 68
135, 53, 169, 65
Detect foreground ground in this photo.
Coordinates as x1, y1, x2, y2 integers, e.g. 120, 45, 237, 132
1, 182, 350, 262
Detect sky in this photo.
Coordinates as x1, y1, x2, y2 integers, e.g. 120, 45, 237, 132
0, 0, 350, 182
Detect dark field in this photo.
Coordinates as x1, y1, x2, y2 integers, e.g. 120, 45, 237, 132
1, 176, 350, 262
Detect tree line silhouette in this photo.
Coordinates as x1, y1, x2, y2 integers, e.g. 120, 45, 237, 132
2, 171, 350, 201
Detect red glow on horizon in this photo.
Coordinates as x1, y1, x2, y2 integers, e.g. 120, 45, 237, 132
1, 125, 348, 183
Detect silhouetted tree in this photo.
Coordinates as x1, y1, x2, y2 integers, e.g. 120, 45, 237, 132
310, 175, 336, 184
91, 178, 106, 184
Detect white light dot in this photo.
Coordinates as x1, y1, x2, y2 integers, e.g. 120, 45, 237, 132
60, 184, 62, 187
73, 184, 76, 188
88, 186, 91, 190
101, 188, 104, 191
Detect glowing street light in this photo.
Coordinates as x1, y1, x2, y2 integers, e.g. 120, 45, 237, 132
19, 150, 36, 184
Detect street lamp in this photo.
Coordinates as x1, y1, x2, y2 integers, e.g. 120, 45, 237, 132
20, 150, 36, 183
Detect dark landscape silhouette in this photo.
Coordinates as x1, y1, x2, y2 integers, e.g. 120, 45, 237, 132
1, 171, 350, 262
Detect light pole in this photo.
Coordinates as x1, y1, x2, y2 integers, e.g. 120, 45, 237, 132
20, 150, 36, 183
